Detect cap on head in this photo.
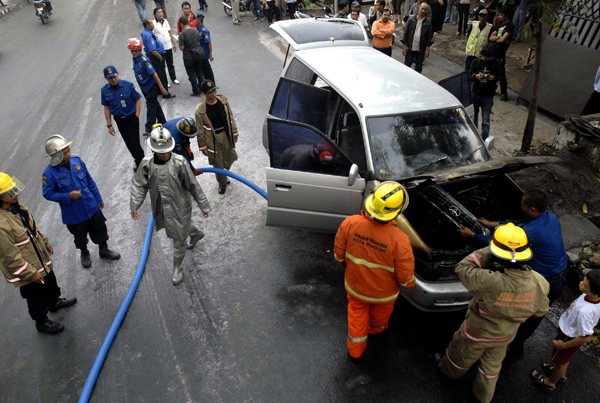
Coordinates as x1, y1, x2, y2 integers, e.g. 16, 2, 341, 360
201, 79, 218, 94
177, 117, 198, 138
147, 124, 175, 153
489, 223, 532, 263
479, 9, 488, 15
363, 181, 409, 224
45, 134, 73, 166
128, 38, 143, 50
0, 173, 25, 201
103, 65, 118, 78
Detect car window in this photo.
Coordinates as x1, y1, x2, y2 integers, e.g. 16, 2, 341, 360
335, 102, 367, 173
269, 120, 352, 177
284, 58, 316, 84
367, 108, 489, 180
275, 19, 365, 45
269, 78, 330, 133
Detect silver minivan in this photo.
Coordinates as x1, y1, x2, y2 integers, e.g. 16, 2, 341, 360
263, 18, 555, 311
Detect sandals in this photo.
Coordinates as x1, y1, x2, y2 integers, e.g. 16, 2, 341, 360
541, 363, 567, 385
530, 370, 555, 392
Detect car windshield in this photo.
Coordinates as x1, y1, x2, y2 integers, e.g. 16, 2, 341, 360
367, 108, 490, 180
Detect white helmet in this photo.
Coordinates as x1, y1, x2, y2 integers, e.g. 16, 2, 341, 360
147, 124, 175, 153
45, 134, 72, 166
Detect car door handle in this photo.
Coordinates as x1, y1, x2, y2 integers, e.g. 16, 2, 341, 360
274, 184, 292, 192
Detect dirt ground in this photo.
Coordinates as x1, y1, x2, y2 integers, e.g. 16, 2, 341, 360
509, 147, 600, 221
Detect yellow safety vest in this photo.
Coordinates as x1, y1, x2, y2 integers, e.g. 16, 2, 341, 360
466, 22, 493, 57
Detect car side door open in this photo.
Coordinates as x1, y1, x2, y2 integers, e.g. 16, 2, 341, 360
266, 119, 366, 232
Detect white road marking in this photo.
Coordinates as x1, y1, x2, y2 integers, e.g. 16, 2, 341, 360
73, 97, 93, 154
102, 26, 110, 47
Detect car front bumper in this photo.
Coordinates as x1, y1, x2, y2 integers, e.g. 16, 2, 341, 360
399, 275, 471, 312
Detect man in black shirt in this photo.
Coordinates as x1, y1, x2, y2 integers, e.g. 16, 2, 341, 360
469, 43, 504, 140
178, 15, 204, 97
490, 6, 514, 101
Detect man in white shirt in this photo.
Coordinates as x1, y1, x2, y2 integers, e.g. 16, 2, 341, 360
153, 6, 180, 86
348, 2, 368, 36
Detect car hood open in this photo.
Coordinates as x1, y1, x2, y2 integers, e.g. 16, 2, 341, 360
400, 156, 560, 184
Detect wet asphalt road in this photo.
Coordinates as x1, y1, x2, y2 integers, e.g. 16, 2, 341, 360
0, 1, 599, 402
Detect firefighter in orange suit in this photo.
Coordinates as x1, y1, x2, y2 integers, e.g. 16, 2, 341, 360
439, 223, 550, 403
334, 181, 416, 361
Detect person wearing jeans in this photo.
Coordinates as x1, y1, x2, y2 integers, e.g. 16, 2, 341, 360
468, 44, 503, 140
133, 0, 147, 23
444, 0, 458, 23
512, 0, 528, 42
197, 0, 208, 10
251, 0, 265, 20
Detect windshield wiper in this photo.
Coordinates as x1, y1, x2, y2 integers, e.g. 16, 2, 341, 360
414, 156, 448, 175
456, 145, 483, 166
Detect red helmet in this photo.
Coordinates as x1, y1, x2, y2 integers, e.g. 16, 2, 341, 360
127, 38, 143, 50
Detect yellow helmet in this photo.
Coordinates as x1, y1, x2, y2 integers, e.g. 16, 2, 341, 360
489, 223, 532, 263
0, 173, 25, 201
363, 181, 409, 223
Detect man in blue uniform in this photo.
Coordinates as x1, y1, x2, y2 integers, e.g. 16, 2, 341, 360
101, 65, 145, 169
195, 13, 215, 83
128, 38, 169, 136
42, 135, 121, 269
161, 117, 202, 175
459, 188, 567, 358
141, 18, 174, 99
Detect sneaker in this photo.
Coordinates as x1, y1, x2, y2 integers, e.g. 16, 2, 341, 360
218, 187, 227, 195
168, 83, 171, 88
233, 21, 241, 25
48, 297, 78, 312
163, 93, 176, 99
36, 319, 65, 334
173, 79, 180, 85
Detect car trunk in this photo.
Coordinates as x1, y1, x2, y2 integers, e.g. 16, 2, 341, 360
401, 174, 524, 282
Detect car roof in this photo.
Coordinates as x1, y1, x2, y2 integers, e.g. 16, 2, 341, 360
295, 47, 462, 117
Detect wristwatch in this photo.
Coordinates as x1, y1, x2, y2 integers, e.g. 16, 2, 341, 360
107, 124, 113, 128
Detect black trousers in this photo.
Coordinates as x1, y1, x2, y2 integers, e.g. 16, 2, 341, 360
375, 46, 392, 57
149, 53, 169, 95
457, 3, 469, 35
511, 272, 567, 349
287, 2, 296, 18
19, 270, 61, 322
141, 83, 167, 133
202, 58, 215, 83
405, 49, 426, 73
184, 57, 204, 95
265, 0, 280, 24
465, 55, 478, 71
164, 48, 177, 82
582, 90, 600, 115
66, 210, 109, 250
498, 58, 507, 96
113, 113, 145, 166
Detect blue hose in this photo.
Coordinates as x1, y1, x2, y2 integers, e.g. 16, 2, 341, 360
78, 168, 266, 402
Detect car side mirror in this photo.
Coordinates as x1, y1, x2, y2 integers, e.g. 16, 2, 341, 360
348, 164, 359, 186
484, 136, 495, 152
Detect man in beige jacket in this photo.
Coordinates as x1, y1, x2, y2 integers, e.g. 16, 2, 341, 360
0, 173, 76, 334
439, 223, 550, 403
195, 79, 239, 195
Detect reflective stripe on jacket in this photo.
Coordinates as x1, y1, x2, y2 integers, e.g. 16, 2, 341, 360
42, 156, 102, 225
0, 205, 53, 288
334, 211, 415, 304
456, 248, 550, 342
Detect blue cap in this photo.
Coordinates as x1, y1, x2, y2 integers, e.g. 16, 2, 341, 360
196, 13, 205, 18
103, 65, 118, 78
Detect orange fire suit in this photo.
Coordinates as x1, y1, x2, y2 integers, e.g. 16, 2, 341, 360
439, 248, 549, 403
334, 211, 415, 358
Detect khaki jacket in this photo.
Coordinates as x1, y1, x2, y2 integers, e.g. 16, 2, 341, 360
194, 95, 238, 163
0, 205, 53, 288
457, 248, 549, 343
130, 153, 211, 242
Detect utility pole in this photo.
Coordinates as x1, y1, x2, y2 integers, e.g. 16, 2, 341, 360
334, 0, 338, 14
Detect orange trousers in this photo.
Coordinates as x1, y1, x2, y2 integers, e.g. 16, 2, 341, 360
347, 293, 395, 358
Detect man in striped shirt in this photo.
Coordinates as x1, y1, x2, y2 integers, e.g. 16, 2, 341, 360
0, 173, 76, 334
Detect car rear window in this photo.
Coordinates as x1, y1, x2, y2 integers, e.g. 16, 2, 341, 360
277, 20, 365, 44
